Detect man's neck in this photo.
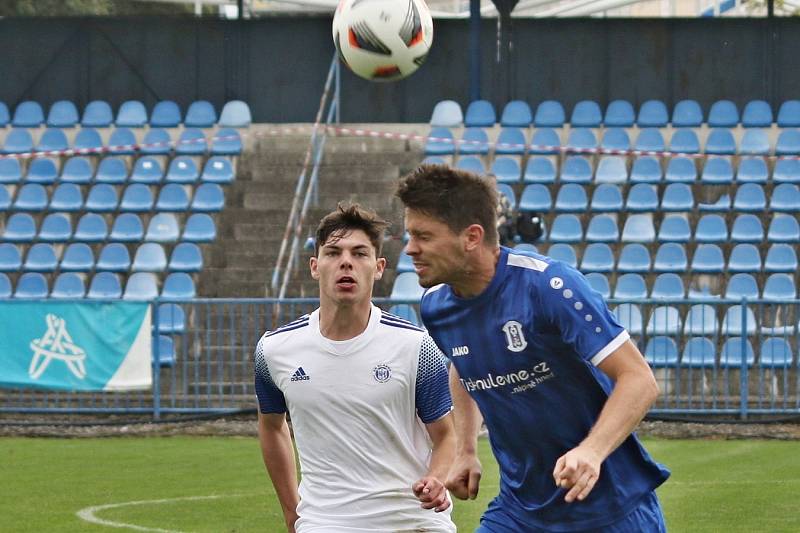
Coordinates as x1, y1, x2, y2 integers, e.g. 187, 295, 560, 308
318, 300, 373, 341
450, 246, 502, 299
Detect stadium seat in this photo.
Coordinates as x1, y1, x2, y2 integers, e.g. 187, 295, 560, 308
46, 100, 79, 128
767, 214, 800, 242
626, 184, 658, 212
634, 128, 665, 152
775, 129, 800, 155
585, 214, 619, 242
107, 128, 137, 155
647, 306, 682, 336
719, 338, 755, 367
513, 243, 538, 255
629, 157, 662, 183
697, 193, 731, 213
518, 184, 551, 212
651, 273, 685, 299
38, 213, 72, 242
59, 157, 93, 184
534, 100, 565, 127
722, 305, 758, 336
425, 127, 455, 155
0, 185, 8, 210
741, 100, 773, 127
85, 183, 118, 212
585, 272, 610, 298
3, 213, 36, 242
130, 157, 164, 184
13, 183, 48, 211
0, 243, 22, 272
529, 128, 561, 155
500, 100, 532, 127
763, 273, 796, 300
769, 183, 800, 212
664, 156, 696, 183
772, 159, 800, 184
560, 156, 592, 184
391, 272, 424, 300
141, 128, 172, 155
708, 100, 739, 127
150, 100, 181, 128
566, 128, 597, 152
704, 129, 736, 155
96, 243, 131, 272
36, 128, 69, 152
124, 272, 160, 300
733, 184, 766, 212
146, 213, 181, 242
455, 155, 485, 175
570, 100, 602, 127
547, 243, 577, 268
617, 243, 651, 273
26, 157, 58, 184
12, 101, 44, 127
672, 99, 703, 127
660, 183, 693, 212
166, 156, 200, 184
554, 183, 587, 212
600, 128, 631, 151
777, 100, 800, 127
60, 243, 94, 272
691, 244, 725, 273
621, 214, 655, 242
580, 243, 614, 273
594, 157, 627, 184
73, 213, 108, 242
116, 100, 148, 127
613, 273, 647, 299
201, 156, 235, 184
458, 128, 490, 156
154, 334, 176, 367
725, 273, 759, 300
0, 102, 8, 127
3, 128, 34, 154
50, 272, 86, 299
684, 304, 719, 336
495, 128, 527, 156
191, 183, 224, 212
644, 337, 679, 367
669, 129, 701, 155
87, 272, 123, 299
14, 272, 48, 298
590, 184, 623, 212
764, 244, 797, 273
491, 156, 521, 184
387, 304, 420, 326
110, 213, 145, 242
681, 337, 716, 367
133, 243, 167, 272
185, 100, 217, 128
695, 215, 728, 243
736, 157, 768, 184
48, 184, 82, 213
759, 338, 793, 368
157, 302, 186, 333
156, 183, 190, 211
604, 100, 635, 127
549, 214, 583, 242
464, 100, 496, 127
82, 100, 114, 127
94, 157, 127, 184
211, 128, 242, 156
0, 158, 22, 184
162, 272, 196, 299
169, 242, 203, 272
731, 214, 764, 243
73, 128, 103, 153
0, 274, 10, 298
182, 213, 216, 242
653, 243, 688, 272
218, 100, 252, 127
523, 157, 556, 184
739, 129, 770, 155
728, 244, 762, 273
637, 100, 669, 128
120, 183, 154, 212
700, 157, 734, 185
429, 100, 462, 127
613, 304, 643, 335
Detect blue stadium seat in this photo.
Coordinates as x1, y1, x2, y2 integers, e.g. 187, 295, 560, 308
124, 272, 160, 300
429, 100, 462, 127
695, 215, 728, 243
157, 302, 187, 333
50, 272, 86, 299
3, 128, 34, 154
185, 100, 217, 128
391, 272, 424, 300
700, 157, 733, 184
672, 99, 703, 127
46, 100, 79, 128
523, 157, 556, 184
3, 213, 36, 242
767, 214, 800, 242
0, 158, 22, 184
169, 242, 203, 272
566, 128, 597, 152
549, 214, 583, 242
518, 184, 551, 212
613, 273, 647, 299
770, 183, 800, 212
621, 214, 655, 242
590, 184, 623, 212
386, 304, 420, 326
594, 157, 627, 184
529, 128, 561, 155
763, 273, 796, 300
513, 243, 538, 254
705, 129, 736, 155
651, 273, 685, 299
218, 100, 252, 127
26, 157, 58, 184
96, 243, 131, 272
191, 183, 224, 212
132, 243, 167, 272
681, 337, 716, 367
580, 243, 614, 273
570, 100, 602, 127
728, 244, 762, 273
736, 157, 768, 184
731, 214, 764, 243
60, 243, 94, 272
60, 157, 93, 184
182, 213, 216, 242
708, 100, 739, 127
725, 273, 759, 300
775, 129, 800, 155
637, 100, 669, 128
116, 100, 148, 127
585, 214, 619, 242
84, 183, 118, 212
201, 156, 234, 184
94, 157, 128, 184
110, 213, 145, 242
500, 100, 532, 127
38, 213, 72, 242
13, 183, 48, 211
154, 334, 176, 367
733, 183, 766, 212
130, 156, 164, 184
14, 272, 48, 298
464, 100, 496, 127
560, 156, 592, 184
646, 306, 682, 336
491, 156, 521, 184
455, 155, 485, 175
585, 272, 610, 298
626, 184, 658, 212
141, 128, 172, 155
36, 128, 69, 152
73, 128, 103, 153
73, 213, 108, 242
644, 337, 679, 367
613, 304, 643, 335
145, 213, 181, 242
664, 156, 696, 183
653, 243, 688, 272
777, 100, 800, 127
741, 100, 773, 128
554, 183, 587, 212
669, 129, 700, 154
495, 128, 527, 156
211, 128, 242, 156
604, 100, 635, 127
120, 183, 153, 212
617, 243, 651, 273
458, 128, 490, 156
425, 127, 455, 155
634, 128, 665, 152
600, 128, 631, 151
660, 183, 693, 212
691, 244, 725, 273
0, 184, 8, 210
0, 102, 8, 127
629, 157, 662, 183
0, 243, 22, 272
150, 100, 181, 128
12, 101, 44, 127
765, 244, 797, 273
547, 243, 577, 268
82, 100, 113, 127
156, 183, 190, 212
772, 159, 800, 184
166, 156, 200, 184
107, 128, 137, 155
739, 129, 770, 155
534, 100, 565, 127
759, 338, 793, 368
162, 272, 196, 299
87, 272, 122, 299
719, 338, 755, 367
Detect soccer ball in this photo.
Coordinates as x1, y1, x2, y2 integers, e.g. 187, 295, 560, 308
332, 0, 434, 82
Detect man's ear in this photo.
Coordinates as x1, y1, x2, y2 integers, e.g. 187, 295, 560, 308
374, 257, 387, 280
310, 256, 320, 280
463, 223, 485, 252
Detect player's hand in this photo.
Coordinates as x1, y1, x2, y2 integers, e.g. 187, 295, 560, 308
445, 453, 482, 500
553, 445, 602, 503
412, 476, 451, 512
283, 509, 299, 533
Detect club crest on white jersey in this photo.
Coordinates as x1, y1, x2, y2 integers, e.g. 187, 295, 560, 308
502, 320, 527, 352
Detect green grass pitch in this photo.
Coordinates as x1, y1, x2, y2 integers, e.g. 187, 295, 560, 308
2, 436, 799, 531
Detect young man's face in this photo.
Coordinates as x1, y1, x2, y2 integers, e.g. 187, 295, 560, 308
404, 209, 466, 288
310, 229, 385, 306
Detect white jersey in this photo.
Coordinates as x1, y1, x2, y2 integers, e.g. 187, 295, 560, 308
254, 305, 455, 533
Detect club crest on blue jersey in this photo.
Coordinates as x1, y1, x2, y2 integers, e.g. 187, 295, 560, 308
373, 364, 392, 383
502, 320, 527, 352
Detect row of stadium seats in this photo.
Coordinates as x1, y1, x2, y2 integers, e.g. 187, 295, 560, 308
0, 271, 195, 300
642, 336, 796, 368
0, 100, 251, 128
430, 98, 800, 129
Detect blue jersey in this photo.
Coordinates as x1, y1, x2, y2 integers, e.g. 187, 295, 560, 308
421, 247, 670, 531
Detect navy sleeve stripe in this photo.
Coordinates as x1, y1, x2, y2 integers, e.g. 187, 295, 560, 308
264, 321, 309, 337
380, 319, 424, 332
381, 313, 417, 327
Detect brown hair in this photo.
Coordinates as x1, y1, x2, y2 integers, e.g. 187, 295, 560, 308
314, 203, 390, 257
396, 164, 499, 245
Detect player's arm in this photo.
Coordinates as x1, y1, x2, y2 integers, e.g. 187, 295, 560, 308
258, 412, 300, 532
445, 363, 484, 500
414, 414, 456, 512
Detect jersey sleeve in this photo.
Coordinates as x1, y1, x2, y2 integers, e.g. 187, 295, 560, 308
537, 262, 629, 366
415, 333, 453, 424
253, 336, 287, 414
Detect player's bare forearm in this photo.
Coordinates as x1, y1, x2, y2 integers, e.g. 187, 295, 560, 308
414, 414, 456, 512
258, 412, 300, 529
449, 365, 483, 455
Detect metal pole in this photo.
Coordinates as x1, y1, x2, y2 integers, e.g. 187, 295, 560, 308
469, 0, 481, 102
739, 299, 748, 420
152, 302, 161, 421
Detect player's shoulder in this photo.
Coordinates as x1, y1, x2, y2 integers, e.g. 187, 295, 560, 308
257, 314, 312, 350
379, 309, 425, 334
506, 247, 585, 285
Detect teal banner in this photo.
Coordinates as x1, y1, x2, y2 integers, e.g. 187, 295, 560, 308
0, 302, 152, 391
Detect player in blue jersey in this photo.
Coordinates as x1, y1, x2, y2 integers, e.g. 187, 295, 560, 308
397, 165, 670, 532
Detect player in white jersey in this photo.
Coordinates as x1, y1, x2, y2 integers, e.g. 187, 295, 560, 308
254, 204, 457, 533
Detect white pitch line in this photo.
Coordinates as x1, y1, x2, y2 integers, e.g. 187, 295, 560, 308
76, 494, 248, 532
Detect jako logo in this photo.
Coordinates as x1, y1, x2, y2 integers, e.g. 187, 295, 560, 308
290, 367, 310, 381
452, 345, 470, 357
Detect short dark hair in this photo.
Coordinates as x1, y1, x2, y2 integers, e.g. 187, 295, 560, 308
396, 164, 499, 245
314, 203, 389, 257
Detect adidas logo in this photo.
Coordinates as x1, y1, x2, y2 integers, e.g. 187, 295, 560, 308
290, 367, 310, 382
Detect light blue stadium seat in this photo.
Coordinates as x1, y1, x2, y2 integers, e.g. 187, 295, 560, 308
775, 129, 800, 155
735, 157, 768, 184
653, 243, 688, 272
621, 214, 655, 242
166, 156, 200, 184
211, 128, 242, 156
425, 127, 455, 155
566, 127, 597, 153
672, 99, 703, 127
660, 183, 692, 212
560, 156, 592, 184
697, 192, 729, 213
765, 244, 797, 273
495, 128, 527, 156
705, 129, 736, 155
669, 129, 700, 154
629, 156, 662, 183
156, 184, 190, 212
777, 100, 800, 127
82, 100, 113, 127
87, 272, 122, 299
700, 157, 733, 185
387, 304, 420, 327
185, 100, 217, 128
47, 100, 79, 128
26, 157, 58, 184
590, 184, 623, 212
50, 272, 86, 299
585, 272, 610, 298
429, 100, 463, 127
763, 273, 796, 300
613, 304, 643, 336
513, 243, 538, 255
0, 102, 8, 127
391, 272, 424, 300
733, 183, 766, 212
154, 335, 176, 367
0, 243, 22, 272
183, 213, 216, 242
107, 128, 137, 155
169, 242, 203, 272
60, 157, 93, 184
491, 156, 521, 184
529, 128, 560, 155
600, 128, 631, 151
534, 100, 565, 127
523, 157, 556, 184
458, 128, 490, 156
133, 243, 167, 272
664, 156, 696, 183
157, 302, 186, 333
73, 213, 108, 242
496, 183, 516, 208
73, 128, 104, 153
150, 100, 181, 128
116, 100, 148, 127
120, 183, 153, 212
617, 243, 650, 273
14, 183, 48, 211
647, 306, 682, 336
739, 129, 770, 155
684, 304, 719, 336
0, 184, 8, 210
725, 273, 759, 300
695, 215, 728, 243
518, 184, 551, 212
644, 337, 679, 367
759, 338, 793, 368
421, 156, 445, 166
141, 128, 172, 155
651, 272, 685, 299
191, 183, 224, 212
770, 183, 800, 212
201, 156, 234, 184
728, 243, 762, 273
36, 128, 69, 152
594, 156, 627, 184
96, 243, 131, 272
604, 100, 635, 127
681, 337, 716, 367
580, 243, 614, 273
708, 100, 739, 127
14, 272, 48, 298
692, 244, 725, 273
0, 159, 22, 184
742, 100, 773, 128
554, 183, 587, 212
585, 214, 619, 242
162, 272, 196, 299
94, 157, 128, 184
130, 156, 164, 184
146, 213, 181, 242
772, 159, 800, 184
500, 100, 532, 127
3, 213, 36, 242
768, 214, 800, 242
613, 273, 647, 299
38, 213, 72, 242
547, 243, 577, 268
637, 100, 669, 128
12, 101, 44, 127
731, 214, 764, 243
455, 155, 485, 175
549, 214, 583, 242
110, 213, 145, 242
218, 100, 252, 127
3, 128, 34, 154
60, 243, 94, 272
634, 128, 665, 152
626, 184, 658, 212
124, 272, 160, 300
720, 338, 755, 368
570, 100, 602, 128
85, 183, 118, 212
464, 100, 496, 127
